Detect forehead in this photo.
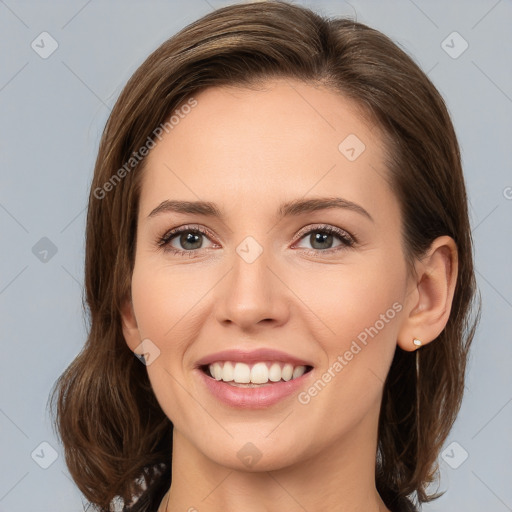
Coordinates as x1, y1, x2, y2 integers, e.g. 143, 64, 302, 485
138, 79, 394, 222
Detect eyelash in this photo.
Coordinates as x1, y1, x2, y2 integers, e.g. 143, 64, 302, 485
156, 224, 357, 257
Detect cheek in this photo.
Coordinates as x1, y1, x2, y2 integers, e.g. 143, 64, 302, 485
130, 259, 209, 343
296, 255, 404, 342
336, 271, 400, 339
291, 268, 404, 435
291, 254, 406, 398
129, 262, 205, 423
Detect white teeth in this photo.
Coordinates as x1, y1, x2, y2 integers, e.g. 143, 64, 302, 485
212, 362, 222, 381
222, 361, 234, 382
233, 362, 251, 383
281, 363, 293, 381
292, 365, 306, 379
268, 362, 282, 382
207, 361, 308, 384
250, 362, 269, 384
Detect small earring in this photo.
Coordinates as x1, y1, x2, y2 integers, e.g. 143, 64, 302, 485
413, 338, 422, 348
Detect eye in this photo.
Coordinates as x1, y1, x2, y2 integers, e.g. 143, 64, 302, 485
157, 223, 356, 257
157, 225, 217, 256
294, 224, 356, 253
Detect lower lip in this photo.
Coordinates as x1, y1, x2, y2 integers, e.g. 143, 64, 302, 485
197, 368, 313, 409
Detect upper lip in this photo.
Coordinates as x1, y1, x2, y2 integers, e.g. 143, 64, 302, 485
195, 348, 314, 368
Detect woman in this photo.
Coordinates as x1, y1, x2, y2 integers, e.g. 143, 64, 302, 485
50, 2, 479, 511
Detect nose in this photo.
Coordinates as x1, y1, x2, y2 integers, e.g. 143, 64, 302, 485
214, 241, 290, 331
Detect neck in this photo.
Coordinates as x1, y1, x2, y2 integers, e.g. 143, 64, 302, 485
159, 408, 390, 512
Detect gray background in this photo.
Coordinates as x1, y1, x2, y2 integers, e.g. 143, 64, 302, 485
0, 0, 511, 510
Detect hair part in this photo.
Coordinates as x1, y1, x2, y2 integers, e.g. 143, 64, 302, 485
49, 2, 480, 510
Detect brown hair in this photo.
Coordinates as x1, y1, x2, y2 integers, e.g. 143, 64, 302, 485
49, 1, 480, 510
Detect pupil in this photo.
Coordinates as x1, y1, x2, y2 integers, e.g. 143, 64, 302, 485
311, 232, 332, 249
181, 232, 202, 250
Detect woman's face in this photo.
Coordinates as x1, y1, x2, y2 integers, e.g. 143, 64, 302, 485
123, 79, 416, 471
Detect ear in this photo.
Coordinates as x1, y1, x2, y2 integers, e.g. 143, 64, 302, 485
397, 235, 458, 352
120, 295, 141, 352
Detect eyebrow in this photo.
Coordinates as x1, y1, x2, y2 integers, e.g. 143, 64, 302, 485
147, 197, 373, 222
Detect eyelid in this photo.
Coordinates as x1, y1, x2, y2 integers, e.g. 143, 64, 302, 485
294, 223, 355, 242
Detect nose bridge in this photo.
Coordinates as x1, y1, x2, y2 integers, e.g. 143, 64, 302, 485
214, 235, 288, 328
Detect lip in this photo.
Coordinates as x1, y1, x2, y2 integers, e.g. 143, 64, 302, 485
195, 348, 313, 367
195, 348, 315, 409
196, 366, 314, 409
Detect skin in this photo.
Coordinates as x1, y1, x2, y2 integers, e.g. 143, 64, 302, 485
121, 79, 458, 512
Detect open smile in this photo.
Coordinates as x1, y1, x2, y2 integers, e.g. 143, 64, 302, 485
195, 348, 315, 408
